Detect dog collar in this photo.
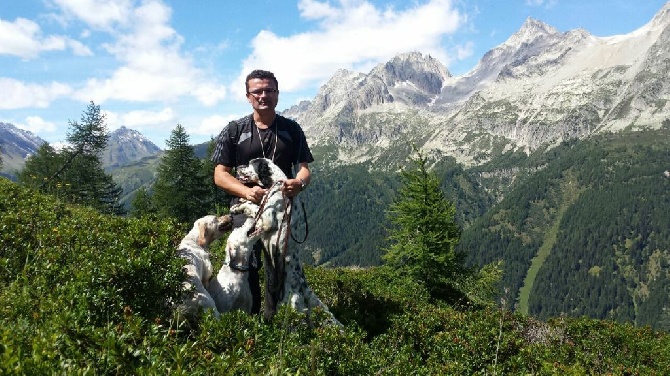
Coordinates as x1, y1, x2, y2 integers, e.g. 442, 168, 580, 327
227, 262, 251, 272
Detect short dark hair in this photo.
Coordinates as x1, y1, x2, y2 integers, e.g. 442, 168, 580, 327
245, 70, 279, 93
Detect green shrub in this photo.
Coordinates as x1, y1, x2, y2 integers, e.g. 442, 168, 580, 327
1, 178, 669, 374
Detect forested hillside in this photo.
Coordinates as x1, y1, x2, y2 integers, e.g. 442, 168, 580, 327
460, 128, 670, 330
293, 155, 494, 267
295, 128, 670, 331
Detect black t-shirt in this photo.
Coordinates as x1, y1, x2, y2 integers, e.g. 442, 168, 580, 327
211, 114, 314, 178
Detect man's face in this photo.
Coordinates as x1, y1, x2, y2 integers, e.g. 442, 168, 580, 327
246, 78, 279, 111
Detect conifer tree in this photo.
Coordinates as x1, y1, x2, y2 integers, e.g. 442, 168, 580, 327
19, 102, 124, 215
41, 101, 109, 187
383, 150, 466, 300
129, 187, 156, 218
201, 137, 228, 214
18, 143, 64, 192
152, 124, 209, 223
67, 101, 109, 154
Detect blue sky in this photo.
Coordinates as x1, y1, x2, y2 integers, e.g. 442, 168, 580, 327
1, 0, 667, 148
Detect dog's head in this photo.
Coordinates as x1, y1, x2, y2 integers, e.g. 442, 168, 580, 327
195, 214, 234, 247
236, 158, 287, 188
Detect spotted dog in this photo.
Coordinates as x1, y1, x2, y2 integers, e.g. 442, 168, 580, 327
280, 245, 342, 327
233, 158, 342, 326
207, 201, 265, 314
208, 158, 288, 316
176, 214, 233, 320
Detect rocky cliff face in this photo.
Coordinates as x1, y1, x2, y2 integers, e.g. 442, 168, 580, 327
0, 122, 46, 176
284, 2, 670, 167
101, 126, 162, 169
0, 122, 45, 158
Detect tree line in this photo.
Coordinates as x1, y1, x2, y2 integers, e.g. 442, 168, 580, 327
17, 102, 228, 225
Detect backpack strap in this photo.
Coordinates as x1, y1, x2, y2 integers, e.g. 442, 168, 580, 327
226, 120, 245, 167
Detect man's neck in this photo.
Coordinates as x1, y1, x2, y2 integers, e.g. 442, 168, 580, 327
253, 111, 276, 129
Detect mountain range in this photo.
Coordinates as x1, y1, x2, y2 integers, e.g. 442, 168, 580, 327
2, 3, 670, 329
3, 3, 670, 174
0, 123, 161, 178
0, 122, 46, 178
285, 2, 670, 167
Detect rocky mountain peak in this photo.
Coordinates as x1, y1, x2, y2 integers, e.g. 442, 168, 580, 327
348, 51, 451, 109
369, 51, 451, 95
111, 126, 153, 145
102, 126, 161, 168
0, 122, 45, 153
506, 17, 560, 47
0, 122, 46, 177
287, 3, 670, 167
650, 1, 670, 28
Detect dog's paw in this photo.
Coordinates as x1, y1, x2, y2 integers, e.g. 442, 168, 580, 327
230, 202, 258, 217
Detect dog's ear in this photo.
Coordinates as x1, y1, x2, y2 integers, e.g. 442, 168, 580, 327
197, 221, 209, 247
256, 159, 274, 188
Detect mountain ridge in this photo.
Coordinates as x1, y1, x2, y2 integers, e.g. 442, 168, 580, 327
283, 2, 670, 167
101, 126, 162, 169
0, 122, 162, 178
5, 3, 670, 171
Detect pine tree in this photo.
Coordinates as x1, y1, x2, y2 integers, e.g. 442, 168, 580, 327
66, 101, 109, 154
41, 101, 109, 187
383, 150, 466, 300
129, 187, 156, 218
19, 102, 124, 215
201, 137, 229, 214
18, 143, 64, 193
152, 124, 209, 223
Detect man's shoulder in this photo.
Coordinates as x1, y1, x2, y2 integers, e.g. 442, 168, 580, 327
226, 114, 254, 134
231, 114, 254, 127
276, 114, 302, 130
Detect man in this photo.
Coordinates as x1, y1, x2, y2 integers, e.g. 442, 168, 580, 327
211, 69, 314, 319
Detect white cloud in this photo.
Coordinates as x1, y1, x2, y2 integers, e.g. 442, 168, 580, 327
102, 110, 121, 128
0, 78, 72, 109
196, 114, 241, 137
298, 0, 339, 19
17, 116, 58, 134
67, 0, 227, 106
104, 107, 177, 130
234, 0, 464, 97
0, 17, 92, 59
525, 0, 558, 8
67, 39, 93, 56
50, 0, 134, 30
192, 84, 227, 107
455, 41, 474, 60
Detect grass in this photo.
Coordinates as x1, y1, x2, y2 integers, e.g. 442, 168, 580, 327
517, 174, 584, 315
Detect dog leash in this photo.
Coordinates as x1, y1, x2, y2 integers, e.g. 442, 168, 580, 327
268, 197, 291, 304
289, 198, 309, 244
248, 180, 284, 236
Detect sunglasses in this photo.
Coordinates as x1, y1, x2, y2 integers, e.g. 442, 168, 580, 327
247, 88, 278, 96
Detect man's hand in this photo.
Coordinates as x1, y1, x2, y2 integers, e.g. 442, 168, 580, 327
245, 186, 267, 203
282, 178, 304, 198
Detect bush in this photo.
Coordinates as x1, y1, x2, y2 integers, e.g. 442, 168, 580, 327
1, 178, 669, 374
